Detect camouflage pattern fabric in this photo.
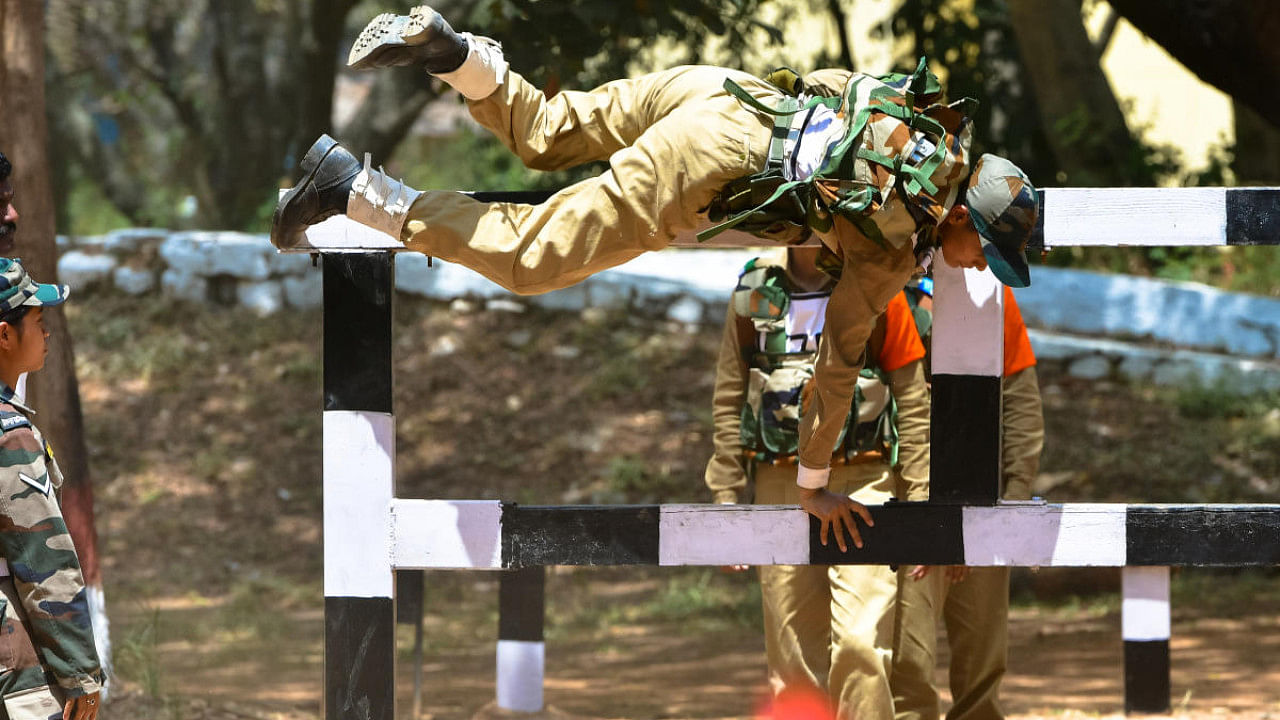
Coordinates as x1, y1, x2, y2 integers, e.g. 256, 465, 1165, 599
0, 383, 102, 715
965, 153, 1040, 288
701, 57, 975, 252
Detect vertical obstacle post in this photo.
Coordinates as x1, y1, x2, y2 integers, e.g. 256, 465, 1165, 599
396, 570, 427, 718
323, 254, 397, 720
1122, 566, 1172, 714
930, 256, 1004, 503
497, 567, 546, 713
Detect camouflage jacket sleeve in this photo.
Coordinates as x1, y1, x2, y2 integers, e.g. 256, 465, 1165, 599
0, 415, 103, 696
704, 301, 751, 504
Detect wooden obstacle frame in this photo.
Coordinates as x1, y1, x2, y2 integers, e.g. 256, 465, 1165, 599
293, 187, 1280, 720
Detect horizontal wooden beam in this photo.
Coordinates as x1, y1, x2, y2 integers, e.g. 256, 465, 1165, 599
284, 187, 1280, 252
387, 500, 1280, 569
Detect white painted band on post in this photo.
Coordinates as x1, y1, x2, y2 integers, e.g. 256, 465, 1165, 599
390, 499, 504, 569
658, 505, 810, 566
931, 258, 1004, 377
496, 640, 545, 713
1044, 188, 1227, 247
963, 504, 1127, 567
1122, 566, 1171, 641
323, 411, 395, 598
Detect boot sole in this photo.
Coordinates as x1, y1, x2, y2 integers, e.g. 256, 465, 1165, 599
270, 135, 343, 248
347, 5, 439, 70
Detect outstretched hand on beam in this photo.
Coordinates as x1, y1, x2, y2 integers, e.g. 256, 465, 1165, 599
798, 488, 875, 552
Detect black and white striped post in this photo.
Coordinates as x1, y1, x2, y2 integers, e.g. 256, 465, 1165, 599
497, 567, 546, 713
1122, 566, 1172, 714
292, 186, 1280, 719
322, 254, 397, 720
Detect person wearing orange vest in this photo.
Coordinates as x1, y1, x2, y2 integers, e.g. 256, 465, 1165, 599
705, 245, 931, 720
891, 285, 1045, 720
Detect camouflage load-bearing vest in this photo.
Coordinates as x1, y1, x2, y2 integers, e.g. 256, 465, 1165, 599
733, 259, 901, 465
701, 58, 975, 252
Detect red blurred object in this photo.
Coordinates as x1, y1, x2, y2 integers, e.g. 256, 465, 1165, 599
758, 686, 834, 720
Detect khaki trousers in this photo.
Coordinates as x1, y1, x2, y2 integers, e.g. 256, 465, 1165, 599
755, 462, 899, 720
401, 66, 778, 294
892, 366, 1044, 720
892, 569, 1010, 720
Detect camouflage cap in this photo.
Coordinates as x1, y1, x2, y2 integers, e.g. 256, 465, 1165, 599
965, 153, 1039, 288
0, 258, 69, 314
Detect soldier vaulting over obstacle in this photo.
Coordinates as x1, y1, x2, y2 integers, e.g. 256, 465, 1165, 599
270, 5, 1040, 542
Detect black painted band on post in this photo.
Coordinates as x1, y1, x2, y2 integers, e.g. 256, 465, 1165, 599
930, 375, 1002, 505
323, 254, 394, 413
1123, 640, 1171, 714
499, 567, 546, 642
325, 596, 396, 720
1126, 506, 1280, 565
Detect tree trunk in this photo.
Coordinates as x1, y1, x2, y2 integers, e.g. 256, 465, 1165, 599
1007, 0, 1149, 186
1232, 101, 1280, 186
0, 0, 111, 684
1106, 0, 1280, 131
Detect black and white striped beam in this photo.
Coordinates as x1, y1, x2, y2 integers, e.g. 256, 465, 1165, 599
1122, 566, 1172, 714
323, 254, 397, 720
931, 251, 1003, 504
1027, 187, 1280, 250
285, 188, 1280, 253
388, 501, 1280, 569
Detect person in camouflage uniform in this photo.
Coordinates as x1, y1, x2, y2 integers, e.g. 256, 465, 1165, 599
271, 5, 1039, 544
706, 245, 932, 720
0, 258, 102, 720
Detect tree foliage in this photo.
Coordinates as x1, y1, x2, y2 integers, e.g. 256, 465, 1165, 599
47, 0, 770, 232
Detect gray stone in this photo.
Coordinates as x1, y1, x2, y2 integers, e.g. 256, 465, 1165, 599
429, 334, 460, 357
112, 266, 155, 296
161, 232, 273, 280
396, 256, 505, 300
530, 285, 588, 311
487, 299, 526, 314
58, 251, 117, 288
268, 247, 317, 276
283, 274, 323, 309
552, 346, 581, 360
1067, 355, 1111, 380
505, 329, 534, 348
104, 228, 169, 253
666, 296, 705, 324
238, 280, 285, 315
161, 268, 208, 304
1117, 353, 1156, 381
449, 298, 478, 314
584, 280, 633, 310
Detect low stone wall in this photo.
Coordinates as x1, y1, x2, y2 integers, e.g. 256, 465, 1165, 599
55, 230, 1280, 391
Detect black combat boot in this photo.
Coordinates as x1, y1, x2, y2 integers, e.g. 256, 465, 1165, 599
270, 135, 361, 249
348, 5, 469, 73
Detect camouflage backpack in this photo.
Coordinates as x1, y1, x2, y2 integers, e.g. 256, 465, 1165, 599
701, 58, 975, 252
733, 258, 902, 465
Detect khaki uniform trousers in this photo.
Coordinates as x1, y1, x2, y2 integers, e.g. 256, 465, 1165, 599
401, 65, 778, 295
892, 367, 1045, 720
755, 460, 900, 720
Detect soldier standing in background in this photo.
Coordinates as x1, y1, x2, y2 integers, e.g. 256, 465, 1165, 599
891, 282, 1046, 720
0, 258, 102, 720
704, 245, 932, 720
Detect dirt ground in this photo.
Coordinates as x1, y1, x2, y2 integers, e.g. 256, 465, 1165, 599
64, 293, 1279, 720
101, 569, 1280, 720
